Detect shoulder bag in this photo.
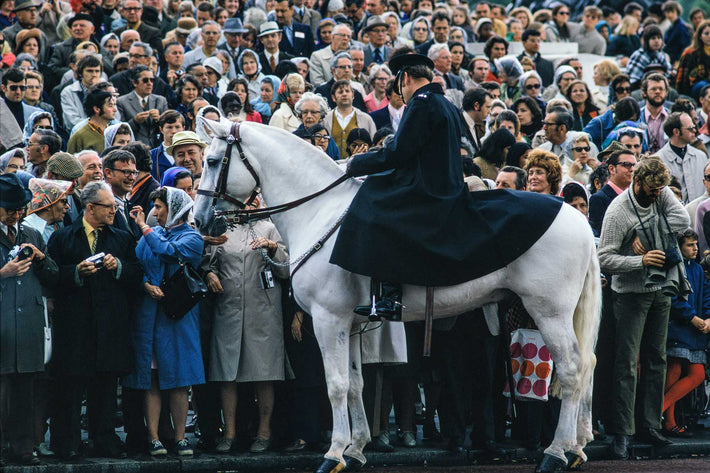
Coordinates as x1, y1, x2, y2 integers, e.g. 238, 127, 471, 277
160, 242, 208, 320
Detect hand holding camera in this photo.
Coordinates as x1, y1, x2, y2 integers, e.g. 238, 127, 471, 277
0, 249, 32, 279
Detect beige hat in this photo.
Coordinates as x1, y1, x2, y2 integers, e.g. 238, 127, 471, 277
598, 139, 630, 162
28, 178, 72, 215
166, 131, 207, 155
258, 21, 281, 37
176, 18, 198, 35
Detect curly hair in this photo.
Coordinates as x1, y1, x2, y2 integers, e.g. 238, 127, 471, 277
633, 155, 671, 189
525, 149, 563, 195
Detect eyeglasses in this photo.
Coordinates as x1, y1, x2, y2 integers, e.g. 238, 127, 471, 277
8, 85, 26, 92
615, 86, 631, 94
129, 53, 148, 59
572, 146, 591, 152
122, 6, 142, 11
615, 161, 635, 169
682, 126, 697, 132
33, 125, 52, 130
25, 85, 42, 90
313, 134, 330, 140
558, 11, 570, 16
5, 163, 26, 170
335, 64, 353, 69
92, 202, 120, 210
140, 77, 155, 83
542, 122, 559, 127
108, 168, 139, 178
413, 27, 428, 32
525, 83, 541, 90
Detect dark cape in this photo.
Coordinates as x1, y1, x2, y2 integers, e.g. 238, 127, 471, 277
330, 82, 562, 286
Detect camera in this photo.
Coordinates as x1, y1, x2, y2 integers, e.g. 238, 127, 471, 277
86, 252, 106, 268
175, 69, 185, 77
9, 245, 33, 261
259, 269, 275, 289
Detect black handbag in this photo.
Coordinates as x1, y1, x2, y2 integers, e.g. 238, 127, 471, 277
160, 243, 208, 320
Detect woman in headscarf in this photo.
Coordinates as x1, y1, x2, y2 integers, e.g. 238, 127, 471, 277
269, 73, 305, 132
126, 187, 205, 457
315, 18, 336, 51
236, 48, 265, 100
407, 17, 432, 48
517, 70, 546, 112
0, 149, 27, 174
195, 105, 223, 146
541, 65, 576, 102
104, 122, 135, 149
22, 110, 54, 145
205, 195, 289, 454
251, 75, 281, 124
24, 178, 72, 243
496, 56, 524, 105
382, 12, 410, 48
291, 57, 311, 84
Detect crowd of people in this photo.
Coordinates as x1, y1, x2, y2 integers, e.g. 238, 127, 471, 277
2, 0, 710, 467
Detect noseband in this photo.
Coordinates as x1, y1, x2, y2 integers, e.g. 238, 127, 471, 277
197, 122, 349, 228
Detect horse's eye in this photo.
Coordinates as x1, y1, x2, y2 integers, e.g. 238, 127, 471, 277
207, 157, 220, 166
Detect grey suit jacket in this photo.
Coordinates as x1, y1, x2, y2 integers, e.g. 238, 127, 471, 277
293, 8, 321, 37
363, 45, 392, 69
116, 93, 168, 148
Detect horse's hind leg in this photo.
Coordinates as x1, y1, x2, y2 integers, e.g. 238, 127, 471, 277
527, 315, 583, 472
343, 334, 369, 469
313, 312, 353, 472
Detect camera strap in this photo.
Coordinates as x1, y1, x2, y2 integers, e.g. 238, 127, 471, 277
629, 194, 656, 249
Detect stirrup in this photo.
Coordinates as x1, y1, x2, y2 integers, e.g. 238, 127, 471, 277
354, 294, 382, 321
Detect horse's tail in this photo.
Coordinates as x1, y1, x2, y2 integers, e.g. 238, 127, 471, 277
572, 240, 602, 391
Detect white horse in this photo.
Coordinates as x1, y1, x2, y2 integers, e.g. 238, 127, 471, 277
194, 120, 601, 473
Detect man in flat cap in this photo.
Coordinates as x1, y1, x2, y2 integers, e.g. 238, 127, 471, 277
46, 152, 84, 225
0, 172, 58, 465
330, 53, 470, 320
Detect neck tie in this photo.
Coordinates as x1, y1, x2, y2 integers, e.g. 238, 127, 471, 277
91, 229, 99, 253
142, 97, 148, 110
270, 55, 277, 72
6, 226, 16, 245
374, 48, 383, 64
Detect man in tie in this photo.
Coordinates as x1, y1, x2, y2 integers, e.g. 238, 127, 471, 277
292, 0, 321, 36
0, 173, 58, 465
47, 180, 141, 460
362, 16, 392, 68
102, 150, 141, 240
429, 44, 464, 92
218, 18, 248, 64
274, 0, 314, 58
257, 21, 294, 76
116, 65, 168, 147
461, 88, 492, 156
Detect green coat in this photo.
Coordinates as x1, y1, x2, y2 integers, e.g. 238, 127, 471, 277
0, 224, 58, 375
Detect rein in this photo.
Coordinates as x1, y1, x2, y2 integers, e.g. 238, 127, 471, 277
197, 121, 349, 227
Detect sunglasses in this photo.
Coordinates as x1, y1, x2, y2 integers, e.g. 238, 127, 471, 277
704, 174, 710, 181
572, 146, 591, 153
615, 86, 631, 94
6, 207, 26, 215
140, 77, 155, 84
8, 85, 26, 92
525, 83, 541, 90
615, 161, 635, 169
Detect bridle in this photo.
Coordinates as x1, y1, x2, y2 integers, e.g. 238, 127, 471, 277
197, 122, 349, 228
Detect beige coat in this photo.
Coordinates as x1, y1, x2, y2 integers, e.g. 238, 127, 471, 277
208, 220, 289, 382
269, 102, 301, 133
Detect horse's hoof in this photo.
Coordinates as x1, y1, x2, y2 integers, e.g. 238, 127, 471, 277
343, 455, 364, 471
565, 452, 585, 471
535, 453, 566, 473
314, 458, 346, 473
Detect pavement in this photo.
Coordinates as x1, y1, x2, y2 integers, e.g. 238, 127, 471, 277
3, 420, 710, 473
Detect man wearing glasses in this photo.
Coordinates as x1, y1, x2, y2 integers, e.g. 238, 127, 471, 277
113, 0, 163, 58
539, 108, 574, 159
103, 150, 141, 239
1, 68, 43, 131
26, 129, 62, 178
0, 172, 58, 466
658, 112, 708, 203
116, 65, 168, 147
314, 52, 367, 111
68, 87, 118, 154
309, 23, 352, 86
46, 180, 141, 460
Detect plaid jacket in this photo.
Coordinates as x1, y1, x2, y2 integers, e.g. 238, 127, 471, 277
626, 49, 671, 85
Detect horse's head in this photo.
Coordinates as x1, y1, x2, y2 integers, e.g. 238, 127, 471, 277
194, 118, 262, 236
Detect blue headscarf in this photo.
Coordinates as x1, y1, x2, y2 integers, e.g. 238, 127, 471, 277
22, 110, 54, 145
161, 167, 192, 187
251, 75, 281, 119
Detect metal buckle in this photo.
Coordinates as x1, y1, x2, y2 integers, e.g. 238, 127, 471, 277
313, 242, 322, 251
226, 134, 236, 144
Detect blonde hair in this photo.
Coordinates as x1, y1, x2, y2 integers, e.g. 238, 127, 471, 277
618, 15, 640, 36
510, 7, 533, 28
633, 155, 671, 189
593, 59, 621, 85
525, 149, 563, 195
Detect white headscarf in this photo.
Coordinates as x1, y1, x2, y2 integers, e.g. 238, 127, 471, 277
164, 187, 194, 228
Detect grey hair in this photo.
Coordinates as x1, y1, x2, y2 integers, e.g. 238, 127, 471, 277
294, 92, 330, 118
131, 41, 153, 57
202, 20, 220, 31
333, 23, 353, 36
427, 43, 450, 61
330, 51, 352, 70
15, 53, 38, 70
82, 181, 113, 204
368, 64, 392, 84
347, 43, 365, 52
120, 30, 139, 41
76, 150, 101, 160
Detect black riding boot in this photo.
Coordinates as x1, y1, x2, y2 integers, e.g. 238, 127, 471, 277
354, 280, 403, 322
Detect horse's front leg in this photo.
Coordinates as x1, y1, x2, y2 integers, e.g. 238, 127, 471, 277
313, 312, 353, 473
343, 332, 369, 470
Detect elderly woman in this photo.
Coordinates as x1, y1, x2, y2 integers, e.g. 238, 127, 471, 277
269, 73, 305, 132
293, 93, 341, 159
126, 187, 205, 457
382, 12, 410, 48
251, 75, 281, 124
13, 29, 42, 62
562, 133, 599, 186
525, 149, 563, 195
591, 59, 621, 109
542, 65, 576, 102
104, 123, 135, 149
13, 52, 38, 73
0, 149, 27, 174
24, 178, 71, 243
205, 199, 289, 454
365, 64, 392, 113
22, 111, 54, 145
408, 17, 432, 48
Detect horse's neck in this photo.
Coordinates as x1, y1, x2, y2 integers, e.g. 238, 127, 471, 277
243, 128, 359, 252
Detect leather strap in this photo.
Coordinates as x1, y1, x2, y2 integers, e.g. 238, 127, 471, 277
290, 215, 344, 278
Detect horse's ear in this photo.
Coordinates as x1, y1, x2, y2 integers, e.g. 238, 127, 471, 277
203, 118, 231, 139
